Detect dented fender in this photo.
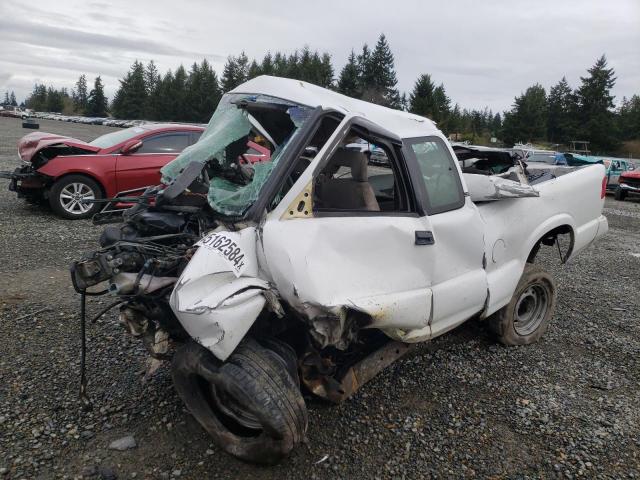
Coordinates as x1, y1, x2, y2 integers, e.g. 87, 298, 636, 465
169, 227, 271, 361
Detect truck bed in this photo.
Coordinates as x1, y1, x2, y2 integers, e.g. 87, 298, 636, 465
473, 163, 608, 316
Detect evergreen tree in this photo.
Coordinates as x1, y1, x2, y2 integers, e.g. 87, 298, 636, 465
221, 54, 249, 92
25, 84, 47, 111
618, 95, 640, 141
547, 77, 578, 144
319, 53, 334, 89
365, 34, 400, 107
171, 65, 189, 121
501, 84, 548, 145
286, 51, 300, 79
74, 75, 88, 113
46, 87, 64, 113
356, 44, 374, 94
490, 112, 502, 136
185, 59, 221, 123
260, 52, 274, 75
409, 74, 437, 117
152, 70, 175, 120
432, 84, 451, 130
576, 55, 618, 152
273, 52, 288, 77
112, 60, 147, 119
338, 50, 360, 98
471, 110, 485, 138
128, 61, 147, 112
221, 56, 237, 92
399, 93, 408, 111
86, 76, 108, 116
298, 47, 313, 82
448, 104, 462, 134
144, 61, 162, 119
247, 60, 261, 79
9, 91, 17, 106
144, 61, 160, 94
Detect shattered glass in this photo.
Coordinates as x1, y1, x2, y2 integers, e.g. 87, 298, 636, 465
161, 94, 311, 217
160, 96, 251, 182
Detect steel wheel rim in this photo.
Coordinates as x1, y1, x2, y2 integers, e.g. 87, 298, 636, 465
59, 183, 95, 214
514, 283, 549, 336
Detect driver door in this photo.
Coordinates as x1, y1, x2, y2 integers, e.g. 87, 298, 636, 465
262, 118, 466, 343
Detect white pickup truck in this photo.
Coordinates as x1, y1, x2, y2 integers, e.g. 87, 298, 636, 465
72, 76, 608, 464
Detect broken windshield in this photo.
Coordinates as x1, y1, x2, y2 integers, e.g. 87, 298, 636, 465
160, 93, 312, 217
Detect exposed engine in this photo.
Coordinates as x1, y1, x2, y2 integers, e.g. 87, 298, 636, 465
70, 168, 218, 399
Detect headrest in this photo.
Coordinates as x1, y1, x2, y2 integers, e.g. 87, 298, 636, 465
329, 149, 369, 182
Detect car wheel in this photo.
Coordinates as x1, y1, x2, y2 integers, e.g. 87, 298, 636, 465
171, 338, 307, 465
488, 263, 557, 345
49, 175, 102, 219
614, 187, 627, 201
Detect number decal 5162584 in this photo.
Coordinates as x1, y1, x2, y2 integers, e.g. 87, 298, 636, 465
198, 232, 247, 276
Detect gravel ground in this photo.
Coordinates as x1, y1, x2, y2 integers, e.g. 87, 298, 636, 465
0, 116, 638, 479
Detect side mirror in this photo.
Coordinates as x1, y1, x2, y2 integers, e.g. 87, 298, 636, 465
121, 139, 142, 155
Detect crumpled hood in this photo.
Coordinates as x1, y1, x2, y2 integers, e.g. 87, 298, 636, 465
18, 132, 101, 163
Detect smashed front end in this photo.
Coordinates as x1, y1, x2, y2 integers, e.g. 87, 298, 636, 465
71, 91, 315, 369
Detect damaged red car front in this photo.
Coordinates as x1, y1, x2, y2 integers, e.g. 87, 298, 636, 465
0, 124, 204, 219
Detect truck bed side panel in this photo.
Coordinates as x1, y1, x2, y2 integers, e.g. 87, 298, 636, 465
477, 164, 606, 316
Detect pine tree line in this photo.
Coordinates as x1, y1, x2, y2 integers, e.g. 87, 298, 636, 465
501, 55, 639, 152
2, 91, 19, 107
17, 35, 640, 153
111, 59, 221, 123
24, 75, 108, 116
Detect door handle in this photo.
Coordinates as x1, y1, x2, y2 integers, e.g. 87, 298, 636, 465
415, 230, 434, 245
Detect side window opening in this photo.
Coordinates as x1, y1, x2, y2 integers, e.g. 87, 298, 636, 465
313, 128, 410, 213
137, 133, 190, 154
270, 114, 343, 210
191, 131, 203, 145
408, 137, 465, 215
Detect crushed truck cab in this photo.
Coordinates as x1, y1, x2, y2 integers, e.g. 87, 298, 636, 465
71, 75, 608, 464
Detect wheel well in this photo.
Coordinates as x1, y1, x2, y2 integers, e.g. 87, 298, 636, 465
527, 225, 574, 264
49, 172, 106, 198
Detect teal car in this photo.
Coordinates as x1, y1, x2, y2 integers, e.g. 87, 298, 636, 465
601, 158, 635, 191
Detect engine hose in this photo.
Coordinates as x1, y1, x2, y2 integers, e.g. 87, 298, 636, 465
91, 300, 123, 323
79, 292, 92, 411
132, 259, 152, 294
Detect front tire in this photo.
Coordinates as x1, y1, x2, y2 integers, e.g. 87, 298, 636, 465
49, 175, 102, 219
489, 263, 557, 345
171, 338, 307, 465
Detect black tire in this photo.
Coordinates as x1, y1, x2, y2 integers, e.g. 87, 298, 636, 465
49, 175, 102, 219
488, 263, 557, 345
171, 338, 307, 464
614, 187, 627, 201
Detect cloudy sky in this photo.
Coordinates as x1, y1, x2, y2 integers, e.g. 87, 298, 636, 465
1, 0, 638, 112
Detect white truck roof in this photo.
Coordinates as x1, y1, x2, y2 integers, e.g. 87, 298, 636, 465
230, 75, 441, 139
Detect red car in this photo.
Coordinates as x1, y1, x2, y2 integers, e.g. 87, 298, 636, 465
616, 170, 640, 201
1, 124, 204, 219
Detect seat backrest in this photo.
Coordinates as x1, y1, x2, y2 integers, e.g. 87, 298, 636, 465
317, 149, 380, 211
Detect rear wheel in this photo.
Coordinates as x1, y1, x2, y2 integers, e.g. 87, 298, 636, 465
614, 187, 627, 201
489, 263, 557, 345
171, 338, 307, 464
49, 175, 102, 219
